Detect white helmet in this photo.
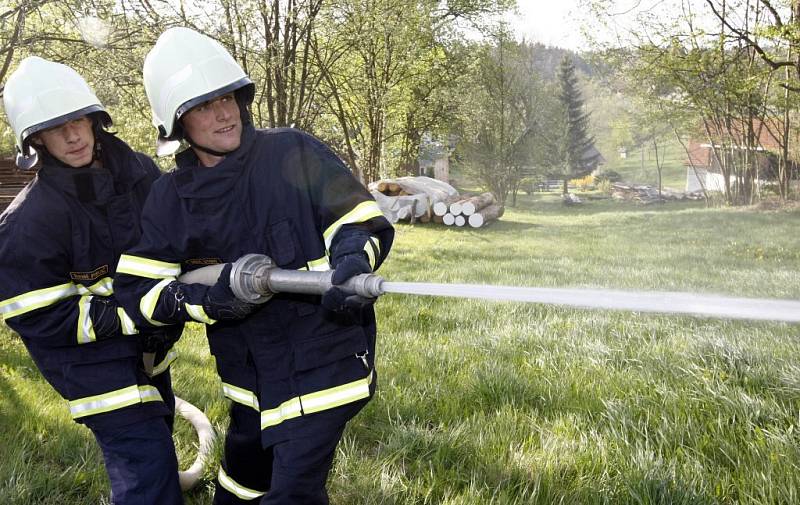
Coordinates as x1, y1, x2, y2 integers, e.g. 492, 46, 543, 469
143, 27, 254, 142
3, 56, 111, 168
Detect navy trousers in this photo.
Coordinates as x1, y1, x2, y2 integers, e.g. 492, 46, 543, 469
93, 416, 183, 505
214, 403, 346, 504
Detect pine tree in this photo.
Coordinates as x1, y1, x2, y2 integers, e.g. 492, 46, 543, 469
557, 56, 599, 195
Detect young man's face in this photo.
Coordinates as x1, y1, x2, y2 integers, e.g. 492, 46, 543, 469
182, 93, 242, 157
34, 116, 95, 168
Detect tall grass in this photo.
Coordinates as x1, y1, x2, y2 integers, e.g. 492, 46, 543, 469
1, 194, 799, 504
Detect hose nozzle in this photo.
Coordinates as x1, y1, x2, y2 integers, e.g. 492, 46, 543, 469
179, 254, 385, 302
228, 254, 384, 302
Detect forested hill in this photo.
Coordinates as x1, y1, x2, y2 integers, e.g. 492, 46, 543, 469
528, 43, 594, 81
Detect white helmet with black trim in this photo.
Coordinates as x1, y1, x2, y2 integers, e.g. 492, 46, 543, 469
3, 56, 111, 168
143, 27, 255, 147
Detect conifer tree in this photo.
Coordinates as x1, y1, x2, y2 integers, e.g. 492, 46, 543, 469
557, 56, 599, 195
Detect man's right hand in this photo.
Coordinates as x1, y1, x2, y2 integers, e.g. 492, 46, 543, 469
202, 263, 258, 320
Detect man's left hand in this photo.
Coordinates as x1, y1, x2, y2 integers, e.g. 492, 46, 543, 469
322, 254, 374, 313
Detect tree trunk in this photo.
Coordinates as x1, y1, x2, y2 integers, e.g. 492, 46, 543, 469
468, 204, 505, 228
460, 192, 497, 215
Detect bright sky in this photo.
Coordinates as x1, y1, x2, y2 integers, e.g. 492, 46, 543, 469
507, 1, 587, 50
506, 0, 714, 51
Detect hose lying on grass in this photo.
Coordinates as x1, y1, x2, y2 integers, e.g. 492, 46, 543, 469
175, 396, 217, 491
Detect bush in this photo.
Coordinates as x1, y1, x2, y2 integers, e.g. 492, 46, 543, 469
520, 177, 540, 195
594, 170, 622, 183
569, 174, 595, 191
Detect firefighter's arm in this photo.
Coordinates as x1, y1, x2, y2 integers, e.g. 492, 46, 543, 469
0, 225, 136, 346
299, 131, 394, 271
114, 181, 255, 326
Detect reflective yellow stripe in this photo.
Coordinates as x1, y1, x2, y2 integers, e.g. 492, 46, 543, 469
147, 349, 178, 377
363, 243, 376, 270
186, 304, 216, 325
0, 276, 120, 321
82, 277, 114, 296
76, 295, 96, 344
260, 370, 373, 430
222, 382, 260, 411
140, 278, 172, 326
218, 466, 266, 500
117, 307, 138, 335
323, 201, 384, 249
69, 384, 162, 419
301, 370, 373, 415
306, 256, 331, 272
260, 397, 303, 429
0, 282, 78, 319
117, 254, 181, 279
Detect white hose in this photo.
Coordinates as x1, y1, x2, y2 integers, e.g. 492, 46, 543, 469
175, 396, 217, 491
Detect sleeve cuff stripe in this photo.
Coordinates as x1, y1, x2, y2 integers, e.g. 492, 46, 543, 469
323, 201, 384, 249
117, 255, 181, 279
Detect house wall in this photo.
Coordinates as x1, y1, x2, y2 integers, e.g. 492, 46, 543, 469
434, 156, 449, 183
686, 167, 727, 192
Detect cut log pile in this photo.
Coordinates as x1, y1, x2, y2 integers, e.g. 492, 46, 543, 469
437, 192, 502, 228
611, 183, 703, 205
369, 176, 504, 228
0, 158, 36, 212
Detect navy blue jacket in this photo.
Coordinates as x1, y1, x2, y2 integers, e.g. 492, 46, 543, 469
115, 126, 393, 445
0, 132, 174, 430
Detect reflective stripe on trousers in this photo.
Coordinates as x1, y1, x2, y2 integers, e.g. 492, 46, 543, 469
218, 466, 267, 501
260, 370, 373, 430
69, 384, 163, 419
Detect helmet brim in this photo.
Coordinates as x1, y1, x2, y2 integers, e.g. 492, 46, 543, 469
21, 105, 111, 156
171, 78, 254, 136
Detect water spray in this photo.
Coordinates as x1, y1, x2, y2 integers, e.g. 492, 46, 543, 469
173, 253, 799, 488
179, 254, 800, 323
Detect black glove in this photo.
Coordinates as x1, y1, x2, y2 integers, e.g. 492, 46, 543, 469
321, 253, 374, 313
140, 326, 183, 353
89, 296, 122, 339
202, 263, 258, 321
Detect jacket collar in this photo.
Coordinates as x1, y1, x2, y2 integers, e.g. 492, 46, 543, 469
171, 124, 256, 198
38, 132, 148, 203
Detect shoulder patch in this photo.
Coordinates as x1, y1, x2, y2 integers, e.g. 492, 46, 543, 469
184, 257, 224, 266
69, 264, 109, 281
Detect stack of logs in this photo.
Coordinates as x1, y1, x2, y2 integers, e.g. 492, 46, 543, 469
432, 192, 504, 228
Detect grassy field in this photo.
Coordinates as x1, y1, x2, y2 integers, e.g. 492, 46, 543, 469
2, 194, 800, 504
603, 139, 688, 190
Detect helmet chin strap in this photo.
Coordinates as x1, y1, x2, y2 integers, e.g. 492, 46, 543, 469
183, 133, 232, 158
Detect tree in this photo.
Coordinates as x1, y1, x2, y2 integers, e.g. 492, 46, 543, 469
457, 31, 545, 206
556, 56, 599, 195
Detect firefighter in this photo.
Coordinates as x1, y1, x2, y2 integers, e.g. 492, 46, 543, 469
0, 57, 183, 504
113, 27, 394, 504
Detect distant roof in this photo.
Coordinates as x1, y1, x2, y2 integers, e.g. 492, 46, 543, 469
692, 117, 784, 152
583, 145, 606, 164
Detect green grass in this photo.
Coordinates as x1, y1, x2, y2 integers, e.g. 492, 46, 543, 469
2, 194, 800, 504
604, 140, 688, 190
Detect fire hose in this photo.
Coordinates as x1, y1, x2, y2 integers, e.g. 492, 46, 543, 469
172, 253, 800, 490
179, 253, 800, 323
